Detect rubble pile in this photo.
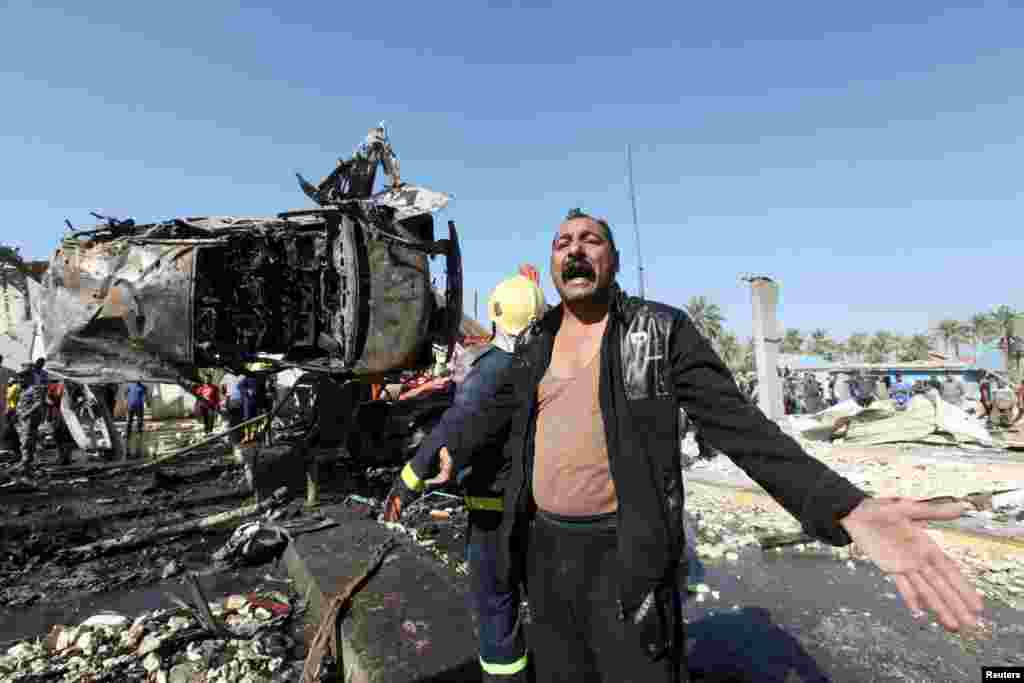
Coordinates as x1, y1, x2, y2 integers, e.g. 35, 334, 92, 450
0, 590, 303, 683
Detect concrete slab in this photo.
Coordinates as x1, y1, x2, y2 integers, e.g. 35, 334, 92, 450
283, 504, 480, 683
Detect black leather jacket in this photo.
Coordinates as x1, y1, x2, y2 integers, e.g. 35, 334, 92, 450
449, 284, 867, 632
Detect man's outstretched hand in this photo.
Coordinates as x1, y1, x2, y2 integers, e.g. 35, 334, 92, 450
839, 497, 984, 633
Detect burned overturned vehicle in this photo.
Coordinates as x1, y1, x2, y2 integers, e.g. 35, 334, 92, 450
40, 127, 463, 386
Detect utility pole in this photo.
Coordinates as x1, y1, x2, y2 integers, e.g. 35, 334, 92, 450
626, 144, 646, 300
474, 290, 478, 322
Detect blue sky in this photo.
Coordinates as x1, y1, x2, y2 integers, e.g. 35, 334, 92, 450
2, 1, 1022, 341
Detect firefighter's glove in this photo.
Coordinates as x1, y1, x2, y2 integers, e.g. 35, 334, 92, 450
383, 463, 424, 522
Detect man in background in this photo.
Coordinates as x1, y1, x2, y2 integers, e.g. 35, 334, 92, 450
978, 371, 994, 418
223, 374, 244, 453
125, 381, 149, 458
0, 354, 12, 447
1009, 380, 1024, 428
2, 369, 25, 457
46, 381, 76, 466
12, 359, 49, 472
875, 375, 890, 401
940, 375, 965, 409
239, 373, 260, 443
891, 373, 912, 411
195, 381, 220, 435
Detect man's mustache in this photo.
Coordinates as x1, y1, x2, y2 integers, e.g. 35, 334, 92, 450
562, 258, 596, 281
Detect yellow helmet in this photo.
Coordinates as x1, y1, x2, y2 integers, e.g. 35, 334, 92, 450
488, 275, 546, 336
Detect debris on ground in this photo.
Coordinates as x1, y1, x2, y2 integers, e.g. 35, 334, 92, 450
685, 476, 1024, 611
212, 522, 292, 569
56, 487, 291, 564
0, 580, 303, 683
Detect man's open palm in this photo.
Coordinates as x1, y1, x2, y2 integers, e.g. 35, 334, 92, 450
839, 497, 984, 632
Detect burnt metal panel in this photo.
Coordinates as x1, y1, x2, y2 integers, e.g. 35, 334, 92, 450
42, 240, 197, 384
350, 220, 433, 376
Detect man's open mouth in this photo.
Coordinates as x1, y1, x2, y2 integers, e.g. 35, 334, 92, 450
562, 261, 595, 283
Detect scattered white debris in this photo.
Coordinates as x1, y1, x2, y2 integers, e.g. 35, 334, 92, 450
0, 590, 296, 681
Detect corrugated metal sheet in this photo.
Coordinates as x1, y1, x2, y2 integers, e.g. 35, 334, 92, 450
840, 394, 993, 447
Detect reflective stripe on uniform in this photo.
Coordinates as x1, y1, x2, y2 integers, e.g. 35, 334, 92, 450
480, 654, 528, 675
401, 463, 425, 492
465, 496, 503, 512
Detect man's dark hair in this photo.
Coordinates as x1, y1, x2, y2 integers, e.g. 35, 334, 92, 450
34, 358, 45, 369
563, 208, 620, 273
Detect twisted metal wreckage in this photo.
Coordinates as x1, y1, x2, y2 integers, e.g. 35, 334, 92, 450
21, 126, 463, 460
41, 126, 463, 385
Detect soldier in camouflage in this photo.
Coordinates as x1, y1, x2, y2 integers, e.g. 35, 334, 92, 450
15, 358, 49, 471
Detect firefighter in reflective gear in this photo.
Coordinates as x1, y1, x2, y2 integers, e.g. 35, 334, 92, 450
384, 274, 546, 683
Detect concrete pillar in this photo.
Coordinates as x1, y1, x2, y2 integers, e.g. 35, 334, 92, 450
750, 278, 785, 420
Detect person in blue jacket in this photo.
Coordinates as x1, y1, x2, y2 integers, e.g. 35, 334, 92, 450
891, 373, 912, 410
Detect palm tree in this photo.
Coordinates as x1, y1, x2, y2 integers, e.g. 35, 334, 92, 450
900, 334, 931, 362
933, 319, 967, 359
966, 313, 996, 347
990, 305, 1021, 372
809, 328, 833, 357
716, 331, 741, 372
742, 337, 756, 372
846, 333, 869, 362
866, 330, 899, 364
782, 328, 804, 354
830, 341, 848, 363
685, 296, 725, 344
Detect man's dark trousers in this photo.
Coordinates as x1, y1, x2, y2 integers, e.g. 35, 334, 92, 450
126, 404, 145, 447
15, 386, 46, 467
526, 511, 685, 683
227, 398, 243, 446
467, 509, 528, 681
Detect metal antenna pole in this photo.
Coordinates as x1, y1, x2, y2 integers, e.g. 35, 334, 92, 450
626, 144, 646, 300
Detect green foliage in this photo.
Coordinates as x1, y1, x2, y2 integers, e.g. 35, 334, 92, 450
685, 296, 725, 344
845, 333, 869, 361
899, 334, 932, 362
933, 319, 967, 359
782, 328, 804, 354
866, 331, 899, 364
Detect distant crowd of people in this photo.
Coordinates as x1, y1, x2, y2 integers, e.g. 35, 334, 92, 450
1, 356, 76, 470
0, 354, 280, 468
776, 366, 1024, 428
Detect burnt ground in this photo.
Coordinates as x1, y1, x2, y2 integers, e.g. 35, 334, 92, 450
6, 434, 1021, 681
0, 438, 471, 648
